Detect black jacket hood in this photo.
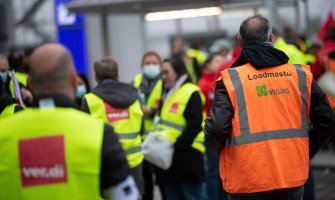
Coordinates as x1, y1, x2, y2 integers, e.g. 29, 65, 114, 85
232, 43, 289, 69
92, 79, 139, 108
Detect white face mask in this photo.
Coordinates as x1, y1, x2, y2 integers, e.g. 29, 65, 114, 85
76, 85, 87, 98
143, 64, 160, 79
0, 71, 8, 83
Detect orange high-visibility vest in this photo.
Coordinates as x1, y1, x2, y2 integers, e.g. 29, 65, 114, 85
324, 57, 335, 72
327, 96, 335, 110
220, 63, 312, 193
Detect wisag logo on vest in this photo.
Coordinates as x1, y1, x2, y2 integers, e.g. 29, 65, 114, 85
256, 85, 289, 97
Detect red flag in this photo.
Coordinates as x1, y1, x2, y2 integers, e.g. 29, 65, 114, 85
318, 11, 335, 40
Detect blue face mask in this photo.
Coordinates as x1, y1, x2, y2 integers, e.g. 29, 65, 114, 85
76, 85, 87, 98
0, 71, 8, 83
143, 64, 160, 79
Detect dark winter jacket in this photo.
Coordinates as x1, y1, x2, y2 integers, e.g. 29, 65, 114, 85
156, 77, 205, 184
81, 79, 145, 193
205, 43, 335, 158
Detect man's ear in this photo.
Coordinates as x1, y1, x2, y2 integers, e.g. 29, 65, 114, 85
269, 34, 275, 43
237, 35, 243, 47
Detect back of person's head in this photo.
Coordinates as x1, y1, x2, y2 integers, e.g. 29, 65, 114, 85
29, 43, 77, 99
94, 57, 118, 82
163, 58, 187, 78
239, 15, 272, 46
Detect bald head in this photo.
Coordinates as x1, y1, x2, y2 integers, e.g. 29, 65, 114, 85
239, 15, 272, 46
29, 43, 77, 99
94, 57, 119, 82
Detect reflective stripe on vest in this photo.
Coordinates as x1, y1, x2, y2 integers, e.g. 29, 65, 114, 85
220, 63, 312, 193
225, 64, 308, 146
0, 107, 103, 199
0, 104, 17, 119
84, 93, 144, 168
9, 72, 28, 98
133, 73, 163, 139
158, 83, 205, 153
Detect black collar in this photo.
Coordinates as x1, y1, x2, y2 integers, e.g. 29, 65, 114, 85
31, 94, 79, 109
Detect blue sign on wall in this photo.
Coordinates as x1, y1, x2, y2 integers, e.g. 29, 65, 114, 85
54, 0, 89, 75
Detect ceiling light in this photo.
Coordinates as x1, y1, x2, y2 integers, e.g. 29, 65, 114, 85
145, 7, 222, 21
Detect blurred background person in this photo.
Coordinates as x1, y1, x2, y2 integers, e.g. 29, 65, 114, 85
209, 39, 232, 62
155, 58, 206, 200
133, 51, 162, 200
81, 57, 145, 196
312, 27, 335, 80
76, 72, 90, 105
197, 52, 227, 200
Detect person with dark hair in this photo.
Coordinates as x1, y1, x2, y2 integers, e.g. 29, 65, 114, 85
0, 67, 23, 118
0, 53, 30, 106
154, 58, 206, 200
75, 73, 90, 105
205, 15, 335, 200
0, 44, 139, 199
81, 57, 145, 196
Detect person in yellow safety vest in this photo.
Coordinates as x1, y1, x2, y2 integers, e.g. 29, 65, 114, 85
81, 57, 145, 195
0, 54, 30, 106
185, 47, 206, 84
133, 51, 163, 139
272, 31, 306, 65
0, 44, 139, 200
155, 58, 206, 200
205, 15, 335, 200
132, 51, 163, 200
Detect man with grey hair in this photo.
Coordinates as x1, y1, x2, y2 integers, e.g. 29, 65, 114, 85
0, 43, 139, 200
205, 15, 335, 199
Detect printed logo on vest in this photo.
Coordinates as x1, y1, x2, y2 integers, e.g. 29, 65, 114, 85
169, 103, 179, 113
256, 85, 289, 97
19, 135, 67, 187
104, 102, 129, 122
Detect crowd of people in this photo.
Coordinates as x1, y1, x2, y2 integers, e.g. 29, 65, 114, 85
1, 15, 335, 200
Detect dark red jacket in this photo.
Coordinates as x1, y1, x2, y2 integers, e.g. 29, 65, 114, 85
198, 72, 217, 116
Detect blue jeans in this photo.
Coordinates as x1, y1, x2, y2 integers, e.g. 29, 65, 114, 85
164, 183, 206, 200
206, 152, 228, 200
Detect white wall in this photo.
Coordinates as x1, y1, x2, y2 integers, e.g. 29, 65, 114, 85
107, 14, 145, 83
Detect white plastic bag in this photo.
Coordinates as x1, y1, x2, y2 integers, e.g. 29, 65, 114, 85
142, 117, 174, 170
